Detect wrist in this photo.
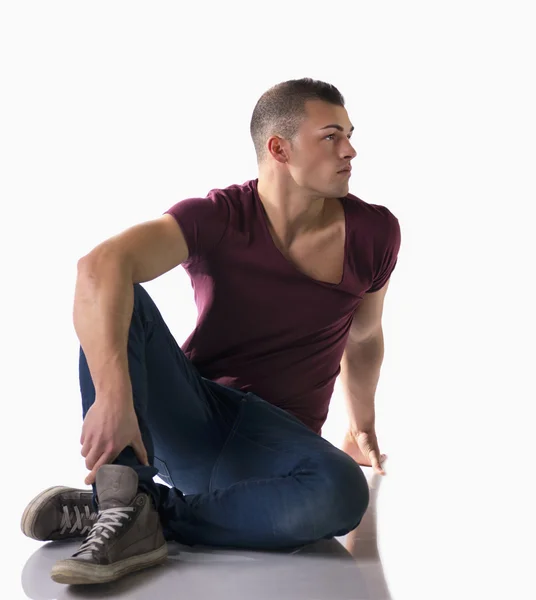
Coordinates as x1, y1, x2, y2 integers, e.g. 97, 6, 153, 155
348, 419, 375, 435
94, 379, 133, 405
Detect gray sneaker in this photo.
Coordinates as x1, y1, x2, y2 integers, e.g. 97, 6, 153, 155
21, 486, 97, 541
50, 465, 168, 585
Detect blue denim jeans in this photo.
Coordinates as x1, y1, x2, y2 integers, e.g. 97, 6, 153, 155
79, 283, 369, 550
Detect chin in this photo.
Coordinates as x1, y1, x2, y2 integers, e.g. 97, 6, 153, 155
335, 179, 350, 192
311, 179, 348, 199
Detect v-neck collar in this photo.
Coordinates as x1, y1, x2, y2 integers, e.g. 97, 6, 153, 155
252, 178, 348, 288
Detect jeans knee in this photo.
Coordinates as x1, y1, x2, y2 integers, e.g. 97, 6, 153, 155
322, 453, 369, 532
132, 282, 147, 311
131, 283, 160, 329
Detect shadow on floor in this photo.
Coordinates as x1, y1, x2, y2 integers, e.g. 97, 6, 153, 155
20, 467, 391, 600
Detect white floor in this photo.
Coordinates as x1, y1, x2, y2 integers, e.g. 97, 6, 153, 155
11, 467, 390, 600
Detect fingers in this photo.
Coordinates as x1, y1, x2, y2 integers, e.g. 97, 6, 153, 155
84, 449, 119, 486
83, 443, 102, 471
82, 439, 118, 485
82, 442, 148, 487
81, 437, 91, 459
80, 421, 87, 448
369, 450, 384, 475
85, 453, 109, 486
81, 427, 149, 486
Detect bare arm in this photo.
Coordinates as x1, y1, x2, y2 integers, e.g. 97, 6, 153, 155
74, 214, 189, 398
340, 333, 384, 431
340, 279, 390, 431
74, 214, 189, 484
74, 253, 134, 398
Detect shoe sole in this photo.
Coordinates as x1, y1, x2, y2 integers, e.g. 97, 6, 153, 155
21, 486, 90, 540
50, 543, 168, 585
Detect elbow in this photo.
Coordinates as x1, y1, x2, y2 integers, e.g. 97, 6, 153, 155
348, 325, 384, 346
77, 246, 115, 271
77, 255, 91, 271
76, 247, 134, 283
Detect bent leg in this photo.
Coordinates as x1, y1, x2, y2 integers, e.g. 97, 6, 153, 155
79, 283, 368, 550
78, 283, 243, 507
159, 393, 370, 549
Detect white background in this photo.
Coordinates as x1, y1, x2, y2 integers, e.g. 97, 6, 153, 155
1, 1, 534, 599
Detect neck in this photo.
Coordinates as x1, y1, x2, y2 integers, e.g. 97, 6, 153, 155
256, 172, 330, 247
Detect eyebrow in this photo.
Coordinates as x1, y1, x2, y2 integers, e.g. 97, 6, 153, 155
319, 124, 355, 133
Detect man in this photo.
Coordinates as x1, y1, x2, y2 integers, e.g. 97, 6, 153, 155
20, 78, 401, 585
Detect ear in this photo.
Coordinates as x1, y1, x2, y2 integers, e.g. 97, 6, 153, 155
267, 135, 290, 165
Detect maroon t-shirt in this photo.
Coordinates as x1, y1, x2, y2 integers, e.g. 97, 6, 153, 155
164, 178, 401, 435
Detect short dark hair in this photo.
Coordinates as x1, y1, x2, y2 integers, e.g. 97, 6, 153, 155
250, 77, 346, 165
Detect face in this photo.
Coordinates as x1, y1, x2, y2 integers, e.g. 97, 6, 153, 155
269, 99, 357, 198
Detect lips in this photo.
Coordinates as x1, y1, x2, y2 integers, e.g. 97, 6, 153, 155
338, 167, 352, 173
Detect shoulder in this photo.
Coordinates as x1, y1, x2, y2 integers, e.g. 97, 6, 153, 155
168, 179, 254, 219
343, 193, 400, 246
206, 178, 256, 203
342, 194, 401, 293
200, 178, 257, 218
343, 192, 398, 224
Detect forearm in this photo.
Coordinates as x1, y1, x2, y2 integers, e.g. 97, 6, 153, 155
73, 251, 135, 398
339, 332, 384, 430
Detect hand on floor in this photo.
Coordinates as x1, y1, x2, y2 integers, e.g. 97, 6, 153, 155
341, 428, 387, 475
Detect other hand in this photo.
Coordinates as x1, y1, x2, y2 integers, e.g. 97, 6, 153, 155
80, 394, 149, 485
341, 427, 387, 475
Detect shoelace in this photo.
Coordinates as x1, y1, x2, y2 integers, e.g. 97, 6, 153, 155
59, 504, 98, 536
73, 506, 135, 559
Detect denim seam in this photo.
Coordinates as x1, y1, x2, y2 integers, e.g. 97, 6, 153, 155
229, 430, 285, 454
207, 397, 248, 494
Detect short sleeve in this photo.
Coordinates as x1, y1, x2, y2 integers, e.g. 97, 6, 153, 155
367, 208, 401, 293
163, 191, 230, 262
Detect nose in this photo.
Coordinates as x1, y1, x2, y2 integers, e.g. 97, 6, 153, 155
344, 141, 357, 160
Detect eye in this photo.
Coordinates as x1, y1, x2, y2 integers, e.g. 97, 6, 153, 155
324, 134, 353, 141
